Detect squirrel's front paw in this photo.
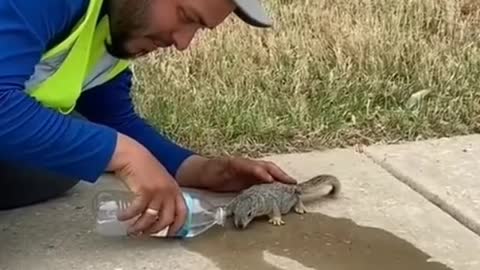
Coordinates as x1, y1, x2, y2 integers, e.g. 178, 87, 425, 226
294, 205, 307, 214
268, 216, 285, 226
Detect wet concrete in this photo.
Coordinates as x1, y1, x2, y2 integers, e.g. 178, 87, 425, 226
182, 213, 453, 270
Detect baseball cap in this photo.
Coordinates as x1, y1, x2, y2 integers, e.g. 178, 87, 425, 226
232, 0, 273, 27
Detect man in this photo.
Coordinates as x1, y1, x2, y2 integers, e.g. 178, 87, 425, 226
0, 0, 296, 237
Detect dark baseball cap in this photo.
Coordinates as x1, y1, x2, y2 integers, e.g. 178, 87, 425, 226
232, 0, 272, 27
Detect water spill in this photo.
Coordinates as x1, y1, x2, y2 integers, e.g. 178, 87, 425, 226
181, 213, 452, 270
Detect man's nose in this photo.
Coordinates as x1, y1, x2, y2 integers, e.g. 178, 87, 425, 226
173, 25, 201, 51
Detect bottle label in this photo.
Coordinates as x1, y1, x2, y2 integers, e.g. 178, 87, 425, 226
150, 227, 170, 237
149, 226, 189, 238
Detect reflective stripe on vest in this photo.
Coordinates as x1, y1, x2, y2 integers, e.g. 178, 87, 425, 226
25, 0, 130, 114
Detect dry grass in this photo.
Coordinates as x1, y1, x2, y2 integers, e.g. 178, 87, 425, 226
131, 0, 480, 157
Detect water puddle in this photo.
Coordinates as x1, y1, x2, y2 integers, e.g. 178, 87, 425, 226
181, 212, 452, 270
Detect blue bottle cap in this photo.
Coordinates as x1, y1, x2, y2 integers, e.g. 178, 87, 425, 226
175, 192, 193, 238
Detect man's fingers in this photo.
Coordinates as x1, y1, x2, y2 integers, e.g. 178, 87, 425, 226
147, 198, 175, 235
251, 163, 274, 182
263, 161, 297, 184
117, 194, 148, 221
167, 193, 188, 237
252, 160, 297, 184
127, 199, 162, 235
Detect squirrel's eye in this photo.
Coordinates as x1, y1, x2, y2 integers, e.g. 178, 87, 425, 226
247, 211, 252, 217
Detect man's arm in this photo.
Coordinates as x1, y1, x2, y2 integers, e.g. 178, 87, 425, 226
0, 0, 118, 182
75, 68, 196, 179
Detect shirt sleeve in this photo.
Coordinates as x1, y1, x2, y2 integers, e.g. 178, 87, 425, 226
75, 69, 196, 179
0, 0, 118, 183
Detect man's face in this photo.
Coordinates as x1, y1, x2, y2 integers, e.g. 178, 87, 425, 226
106, 0, 236, 59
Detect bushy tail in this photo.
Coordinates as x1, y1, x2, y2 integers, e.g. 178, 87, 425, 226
297, 174, 341, 203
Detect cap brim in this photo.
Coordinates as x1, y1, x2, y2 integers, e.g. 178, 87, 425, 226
232, 0, 272, 27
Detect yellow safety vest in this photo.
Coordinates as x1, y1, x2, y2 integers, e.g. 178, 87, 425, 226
25, 0, 130, 114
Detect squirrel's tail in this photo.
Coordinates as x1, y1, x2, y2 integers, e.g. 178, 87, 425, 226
297, 174, 341, 203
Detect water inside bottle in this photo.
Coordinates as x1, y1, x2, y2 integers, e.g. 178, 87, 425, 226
93, 190, 133, 236
180, 192, 227, 238
92, 190, 227, 238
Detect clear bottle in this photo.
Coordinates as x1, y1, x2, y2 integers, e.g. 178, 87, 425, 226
91, 189, 227, 238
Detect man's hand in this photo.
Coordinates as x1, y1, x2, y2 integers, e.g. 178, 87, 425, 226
176, 155, 297, 192
107, 133, 187, 237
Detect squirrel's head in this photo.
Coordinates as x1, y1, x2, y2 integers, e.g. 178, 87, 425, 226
232, 198, 257, 229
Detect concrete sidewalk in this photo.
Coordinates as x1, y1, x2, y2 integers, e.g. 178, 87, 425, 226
1, 135, 479, 270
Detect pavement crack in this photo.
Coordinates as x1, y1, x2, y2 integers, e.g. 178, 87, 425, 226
358, 146, 480, 238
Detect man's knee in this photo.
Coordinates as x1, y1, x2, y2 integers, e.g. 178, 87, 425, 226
0, 112, 92, 210
0, 162, 80, 210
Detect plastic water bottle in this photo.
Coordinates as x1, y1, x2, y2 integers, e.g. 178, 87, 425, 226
91, 189, 227, 238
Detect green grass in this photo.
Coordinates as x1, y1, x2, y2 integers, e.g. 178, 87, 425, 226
130, 0, 480, 157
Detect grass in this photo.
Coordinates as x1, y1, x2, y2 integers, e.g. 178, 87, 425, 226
130, 0, 480, 157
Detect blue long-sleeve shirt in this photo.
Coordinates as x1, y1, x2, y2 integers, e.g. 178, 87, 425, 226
0, 0, 194, 182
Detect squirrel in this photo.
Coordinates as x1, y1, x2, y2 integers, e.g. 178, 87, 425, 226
225, 174, 341, 229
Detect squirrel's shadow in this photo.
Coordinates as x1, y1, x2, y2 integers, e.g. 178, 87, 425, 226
181, 212, 453, 270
